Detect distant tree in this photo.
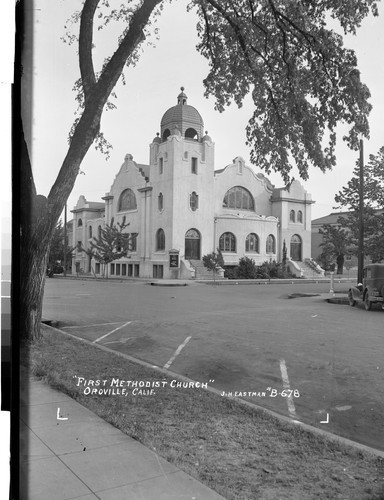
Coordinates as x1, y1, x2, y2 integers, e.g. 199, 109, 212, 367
318, 224, 350, 274
18, 0, 378, 339
47, 221, 65, 268
202, 249, 224, 283
282, 240, 287, 271
81, 221, 137, 278
335, 146, 384, 262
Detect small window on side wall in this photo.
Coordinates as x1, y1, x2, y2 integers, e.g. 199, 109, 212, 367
297, 210, 303, 223
190, 192, 198, 211
156, 228, 165, 251
158, 193, 164, 211
290, 210, 295, 223
159, 157, 164, 174
191, 157, 198, 174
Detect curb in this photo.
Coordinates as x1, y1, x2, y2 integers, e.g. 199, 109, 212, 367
41, 322, 384, 460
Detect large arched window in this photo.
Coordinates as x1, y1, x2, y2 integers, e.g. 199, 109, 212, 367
290, 210, 295, 222
219, 232, 236, 252
297, 210, 303, 223
118, 188, 137, 211
266, 234, 276, 254
223, 186, 254, 211
245, 233, 259, 253
156, 229, 165, 251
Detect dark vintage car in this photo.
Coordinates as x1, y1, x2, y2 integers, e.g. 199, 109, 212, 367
348, 264, 384, 311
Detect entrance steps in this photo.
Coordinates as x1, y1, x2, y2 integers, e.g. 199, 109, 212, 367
189, 259, 224, 280
290, 259, 325, 278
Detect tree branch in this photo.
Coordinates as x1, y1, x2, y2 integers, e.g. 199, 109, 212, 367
79, 0, 99, 104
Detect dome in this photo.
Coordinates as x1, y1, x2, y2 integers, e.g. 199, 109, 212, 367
160, 87, 204, 142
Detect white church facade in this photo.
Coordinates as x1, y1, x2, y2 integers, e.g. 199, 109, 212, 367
71, 88, 313, 279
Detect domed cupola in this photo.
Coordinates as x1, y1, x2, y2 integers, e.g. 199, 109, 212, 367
160, 87, 204, 142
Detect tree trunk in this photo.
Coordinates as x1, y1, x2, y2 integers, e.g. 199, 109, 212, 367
336, 254, 344, 275
20, 239, 50, 342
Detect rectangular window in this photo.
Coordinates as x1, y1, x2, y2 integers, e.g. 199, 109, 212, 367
153, 265, 164, 278
128, 264, 133, 277
122, 263, 127, 275
134, 264, 140, 277
159, 157, 164, 174
131, 234, 137, 252
116, 264, 120, 275
110, 263, 115, 275
191, 157, 198, 174
95, 263, 100, 274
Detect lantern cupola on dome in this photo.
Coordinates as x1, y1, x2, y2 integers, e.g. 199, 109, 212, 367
160, 87, 204, 142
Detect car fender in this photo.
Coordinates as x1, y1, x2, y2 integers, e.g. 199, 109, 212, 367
349, 286, 363, 301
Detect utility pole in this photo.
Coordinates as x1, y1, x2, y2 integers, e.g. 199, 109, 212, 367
357, 139, 364, 284
63, 203, 67, 277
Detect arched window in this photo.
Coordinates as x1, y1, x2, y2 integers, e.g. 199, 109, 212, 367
223, 186, 254, 211
98, 225, 102, 238
245, 233, 259, 253
78, 218, 83, 227
158, 193, 164, 211
156, 229, 165, 251
219, 232, 236, 252
88, 226, 92, 238
297, 210, 303, 223
162, 129, 170, 142
118, 188, 137, 211
185, 127, 198, 140
190, 192, 199, 211
290, 210, 295, 222
266, 234, 276, 254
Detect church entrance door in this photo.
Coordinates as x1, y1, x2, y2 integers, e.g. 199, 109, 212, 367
290, 234, 302, 261
185, 229, 201, 260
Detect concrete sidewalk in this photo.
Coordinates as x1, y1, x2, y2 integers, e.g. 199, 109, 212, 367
19, 371, 226, 500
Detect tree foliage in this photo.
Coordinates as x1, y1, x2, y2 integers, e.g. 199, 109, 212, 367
318, 224, 350, 273
192, 0, 377, 182
82, 221, 137, 276
334, 146, 384, 262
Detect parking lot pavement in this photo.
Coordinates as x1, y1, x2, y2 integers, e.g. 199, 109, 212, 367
42, 278, 384, 452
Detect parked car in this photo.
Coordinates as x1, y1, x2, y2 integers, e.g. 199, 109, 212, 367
348, 264, 384, 311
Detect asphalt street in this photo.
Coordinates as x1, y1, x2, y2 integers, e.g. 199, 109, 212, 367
42, 278, 384, 451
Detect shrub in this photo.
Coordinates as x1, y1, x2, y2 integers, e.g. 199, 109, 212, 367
237, 257, 258, 279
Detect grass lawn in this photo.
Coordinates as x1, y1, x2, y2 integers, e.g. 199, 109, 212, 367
22, 325, 384, 500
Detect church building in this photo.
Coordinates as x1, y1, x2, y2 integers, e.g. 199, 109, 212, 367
71, 88, 313, 279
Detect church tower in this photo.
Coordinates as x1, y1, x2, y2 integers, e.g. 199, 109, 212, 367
149, 88, 215, 276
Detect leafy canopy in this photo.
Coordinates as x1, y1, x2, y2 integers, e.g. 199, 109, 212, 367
191, 0, 377, 181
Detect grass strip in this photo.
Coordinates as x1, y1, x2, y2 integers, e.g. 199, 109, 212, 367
22, 326, 384, 500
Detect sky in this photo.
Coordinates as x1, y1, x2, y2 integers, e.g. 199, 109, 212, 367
29, 0, 384, 221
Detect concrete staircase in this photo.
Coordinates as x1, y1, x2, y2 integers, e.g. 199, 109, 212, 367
189, 259, 224, 280
291, 259, 325, 278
